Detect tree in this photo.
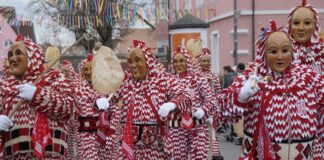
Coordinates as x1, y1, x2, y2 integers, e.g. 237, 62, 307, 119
28, 0, 131, 51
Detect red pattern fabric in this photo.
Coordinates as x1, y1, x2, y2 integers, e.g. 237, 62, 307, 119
32, 113, 52, 160
109, 40, 191, 159
0, 37, 73, 159
74, 79, 101, 159
196, 48, 223, 139
218, 25, 324, 159
166, 46, 215, 159
288, 3, 324, 158
122, 95, 135, 160
97, 111, 115, 145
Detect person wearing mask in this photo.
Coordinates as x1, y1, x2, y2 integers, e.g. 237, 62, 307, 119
197, 48, 223, 160
219, 21, 323, 159
106, 40, 192, 159
165, 46, 215, 159
0, 35, 74, 159
288, 1, 324, 158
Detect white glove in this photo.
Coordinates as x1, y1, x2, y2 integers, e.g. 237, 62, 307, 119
194, 108, 205, 119
207, 116, 213, 125
238, 75, 260, 102
96, 97, 109, 110
158, 102, 176, 117
17, 83, 37, 101
0, 115, 13, 132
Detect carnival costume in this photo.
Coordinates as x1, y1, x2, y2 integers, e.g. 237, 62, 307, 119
73, 55, 114, 159
109, 40, 191, 160
288, 1, 324, 158
59, 60, 82, 160
219, 22, 323, 160
165, 46, 216, 159
197, 48, 222, 159
0, 36, 74, 159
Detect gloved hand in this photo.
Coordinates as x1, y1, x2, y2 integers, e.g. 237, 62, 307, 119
194, 108, 205, 119
238, 75, 260, 102
207, 116, 213, 125
96, 97, 109, 110
17, 83, 37, 101
158, 102, 176, 117
0, 115, 13, 132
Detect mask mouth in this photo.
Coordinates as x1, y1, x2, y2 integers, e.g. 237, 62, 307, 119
276, 62, 285, 67
176, 67, 184, 71
84, 73, 91, 77
11, 62, 20, 68
297, 32, 305, 37
131, 67, 140, 74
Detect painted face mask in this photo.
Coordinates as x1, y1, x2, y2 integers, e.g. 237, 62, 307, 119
80, 54, 93, 83
173, 53, 187, 74
290, 7, 315, 43
7, 41, 28, 78
127, 48, 148, 80
83, 61, 92, 82
288, 0, 320, 44
254, 20, 295, 77
200, 54, 211, 71
265, 32, 293, 73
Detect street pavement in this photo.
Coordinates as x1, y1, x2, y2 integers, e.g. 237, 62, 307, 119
217, 133, 242, 160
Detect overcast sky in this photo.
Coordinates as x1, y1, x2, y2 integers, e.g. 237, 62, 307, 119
0, 0, 30, 15
0, 0, 76, 45
0, 0, 156, 46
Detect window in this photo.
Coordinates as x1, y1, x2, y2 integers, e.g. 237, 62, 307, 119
175, 0, 180, 11
159, 0, 168, 19
185, 0, 192, 10
196, 0, 203, 7
210, 0, 218, 4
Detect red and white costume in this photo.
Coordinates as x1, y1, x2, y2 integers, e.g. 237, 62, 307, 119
60, 60, 81, 160
288, 0, 324, 159
0, 37, 74, 159
288, 1, 324, 158
73, 56, 114, 159
0, 59, 11, 159
109, 40, 191, 159
197, 48, 222, 158
166, 46, 215, 159
218, 27, 324, 159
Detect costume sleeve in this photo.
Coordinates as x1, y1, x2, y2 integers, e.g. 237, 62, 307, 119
165, 75, 192, 114
217, 69, 255, 121
75, 81, 104, 113
212, 73, 222, 93
31, 72, 74, 119
197, 75, 216, 117
210, 73, 222, 118
310, 69, 324, 141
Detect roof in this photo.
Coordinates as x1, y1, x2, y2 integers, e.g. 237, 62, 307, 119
169, 13, 209, 29
11, 24, 37, 43
0, 6, 36, 43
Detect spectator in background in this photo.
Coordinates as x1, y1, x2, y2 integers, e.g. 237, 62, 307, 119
236, 63, 245, 74
222, 66, 236, 88
221, 66, 237, 142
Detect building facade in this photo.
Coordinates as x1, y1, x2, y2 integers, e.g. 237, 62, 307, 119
169, 0, 324, 73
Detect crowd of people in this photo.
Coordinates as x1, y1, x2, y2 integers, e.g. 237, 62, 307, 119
0, 0, 323, 160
